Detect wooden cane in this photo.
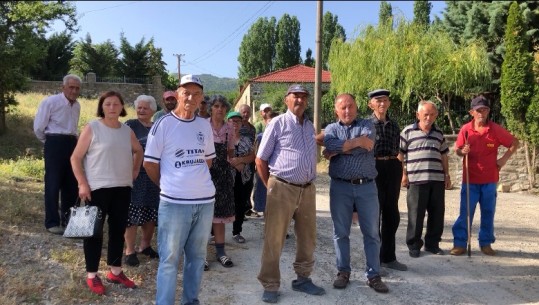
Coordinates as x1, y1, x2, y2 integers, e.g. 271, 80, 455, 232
464, 131, 471, 257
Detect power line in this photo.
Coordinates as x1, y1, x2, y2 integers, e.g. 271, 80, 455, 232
190, 1, 274, 64
78, 1, 138, 19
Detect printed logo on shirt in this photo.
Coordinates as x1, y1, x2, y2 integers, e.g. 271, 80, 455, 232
487, 143, 495, 148
197, 132, 205, 146
175, 149, 185, 158
174, 148, 206, 168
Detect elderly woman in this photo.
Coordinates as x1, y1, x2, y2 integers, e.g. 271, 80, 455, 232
123, 95, 161, 267
70, 91, 143, 295
207, 95, 236, 269
227, 111, 255, 243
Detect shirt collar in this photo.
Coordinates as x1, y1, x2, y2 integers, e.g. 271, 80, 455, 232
285, 109, 309, 124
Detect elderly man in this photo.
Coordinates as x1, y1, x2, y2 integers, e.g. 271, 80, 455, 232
256, 84, 325, 303
152, 90, 178, 121
144, 74, 216, 305
238, 103, 257, 216
399, 100, 451, 258
323, 93, 389, 293
367, 89, 407, 272
34, 74, 82, 234
450, 96, 519, 256
255, 103, 272, 134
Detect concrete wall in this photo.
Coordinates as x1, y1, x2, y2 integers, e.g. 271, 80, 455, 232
28, 73, 164, 104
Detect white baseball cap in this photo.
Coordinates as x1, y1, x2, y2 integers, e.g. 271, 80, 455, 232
178, 74, 203, 89
259, 103, 272, 111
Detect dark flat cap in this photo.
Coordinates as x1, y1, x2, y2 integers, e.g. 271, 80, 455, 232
471, 95, 490, 110
287, 84, 310, 96
368, 89, 390, 99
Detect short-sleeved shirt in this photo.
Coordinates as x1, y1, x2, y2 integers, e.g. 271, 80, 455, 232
144, 112, 216, 204
400, 122, 449, 184
257, 110, 316, 184
323, 119, 377, 180
455, 120, 515, 184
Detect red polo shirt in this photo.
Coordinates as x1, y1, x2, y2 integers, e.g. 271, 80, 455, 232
455, 120, 515, 184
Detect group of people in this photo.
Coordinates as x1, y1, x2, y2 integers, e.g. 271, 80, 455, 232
34, 74, 518, 304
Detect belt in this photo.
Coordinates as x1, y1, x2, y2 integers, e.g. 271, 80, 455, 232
334, 177, 374, 185
45, 133, 77, 138
273, 176, 312, 188
375, 156, 398, 160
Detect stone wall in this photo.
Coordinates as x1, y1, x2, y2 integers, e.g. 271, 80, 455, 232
445, 135, 535, 192
28, 73, 164, 104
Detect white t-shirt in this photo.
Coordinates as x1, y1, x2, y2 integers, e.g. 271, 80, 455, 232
144, 112, 216, 204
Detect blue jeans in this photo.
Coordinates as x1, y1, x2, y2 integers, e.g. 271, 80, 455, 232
452, 183, 497, 248
330, 179, 381, 279
156, 200, 214, 305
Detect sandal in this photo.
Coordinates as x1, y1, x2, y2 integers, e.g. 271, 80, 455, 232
204, 260, 210, 271
217, 255, 234, 268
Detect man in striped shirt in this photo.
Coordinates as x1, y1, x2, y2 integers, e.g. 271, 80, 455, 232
256, 84, 324, 303
399, 100, 451, 258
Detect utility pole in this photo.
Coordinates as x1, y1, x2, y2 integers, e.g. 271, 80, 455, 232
314, 0, 323, 158
173, 53, 185, 78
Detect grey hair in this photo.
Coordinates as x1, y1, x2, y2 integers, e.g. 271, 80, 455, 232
134, 95, 157, 111
417, 100, 438, 112
207, 95, 231, 114
239, 104, 251, 112
63, 74, 82, 85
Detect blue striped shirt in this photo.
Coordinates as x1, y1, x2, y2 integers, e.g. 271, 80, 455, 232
399, 122, 449, 184
256, 110, 316, 184
324, 118, 378, 180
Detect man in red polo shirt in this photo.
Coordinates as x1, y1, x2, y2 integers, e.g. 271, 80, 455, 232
450, 95, 519, 256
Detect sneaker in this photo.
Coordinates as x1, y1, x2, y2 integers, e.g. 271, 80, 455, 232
450, 246, 466, 256
106, 271, 137, 289
481, 245, 496, 256
262, 290, 279, 303
333, 271, 350, 289
124, 253, 140, 267
425, 246, 445, 255
47, 226, 65, 235
291, 278, 326, 295
140, 246, 159, 259
86, 275, 105, 295
367, 276, 389, 293
381, 260, 408, 271
233, 234, 246, 243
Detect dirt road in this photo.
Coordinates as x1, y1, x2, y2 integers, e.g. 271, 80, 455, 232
1, 173, 538, 304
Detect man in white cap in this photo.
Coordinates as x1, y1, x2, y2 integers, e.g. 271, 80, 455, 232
144, 74, 216, 305
255, 103, 273, 134
152, 90, 178, 121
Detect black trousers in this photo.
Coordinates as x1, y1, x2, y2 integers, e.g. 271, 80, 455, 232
84, 186, 131, 272
233, 171, 250, 235
406, 181, 445, 250
43, 135, 78, 228
375, 159, 403, 263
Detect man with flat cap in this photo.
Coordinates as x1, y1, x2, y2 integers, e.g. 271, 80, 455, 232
367, 89, 408, 272
256, 84, 325, 303
450, 95, 519, 256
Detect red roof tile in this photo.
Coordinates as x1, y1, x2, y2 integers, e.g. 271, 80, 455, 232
250, 64, 331, 83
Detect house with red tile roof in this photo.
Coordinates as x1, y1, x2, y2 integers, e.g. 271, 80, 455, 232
234, 64, 331, 122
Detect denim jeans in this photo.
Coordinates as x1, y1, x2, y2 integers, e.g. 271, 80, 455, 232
329, 179, 381, 279
452, 183, 497, 248
156, 200, 214, 305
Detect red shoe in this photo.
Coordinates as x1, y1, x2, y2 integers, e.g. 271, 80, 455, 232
106, 271, 137, 288
86, 275, 106, 295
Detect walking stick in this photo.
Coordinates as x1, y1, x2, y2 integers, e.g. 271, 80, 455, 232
464, 131, 471, 257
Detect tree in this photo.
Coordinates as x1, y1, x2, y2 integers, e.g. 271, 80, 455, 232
322, 12, 346, 70
413, 0, 432, 27
274, 14, 301, 70
117, 33, 149, 77
70, 33, 119, 77
500, 2, 536, 186
379, 1, 393, 28
304, 48, 315, 67
0, 1, 77, 134
147, 39, 170, 88
30, 31, 75, 81
237, 17, 276, 86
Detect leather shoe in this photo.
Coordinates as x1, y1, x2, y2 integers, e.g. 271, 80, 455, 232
47, 226, 64, 235
381, 260, 407, 271
409, 249, 420, 258
333, 271, 350, 289
262, 290, 279, 303
425, 246, 445, 255
481, 245, 496, 256
292, 278, 325, 295
450, 246, 466, 256
367, 276, 389, 293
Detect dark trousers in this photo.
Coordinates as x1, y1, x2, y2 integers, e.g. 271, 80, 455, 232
375, 159, 402, 263
233, 171, 250, 235
43, 135, 78, 228
244, 165, 255, 211
84, 187, 131, 272
406, 181, 445, 250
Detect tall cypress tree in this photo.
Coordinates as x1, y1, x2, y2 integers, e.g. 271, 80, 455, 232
413, 0, 432, 27
379, 1, 393, 28
274, 14, 301, 70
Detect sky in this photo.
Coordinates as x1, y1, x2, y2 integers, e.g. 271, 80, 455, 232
52, 1, 447, 79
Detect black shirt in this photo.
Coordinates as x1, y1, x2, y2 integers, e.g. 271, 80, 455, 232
370, 113, 400, 157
